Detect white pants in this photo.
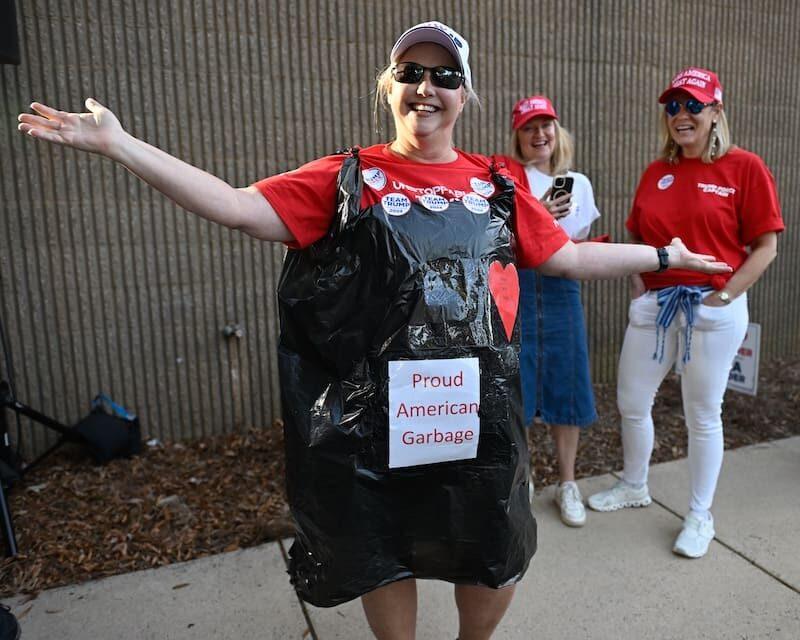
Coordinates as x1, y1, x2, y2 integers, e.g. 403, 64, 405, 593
617, 291, 748, 513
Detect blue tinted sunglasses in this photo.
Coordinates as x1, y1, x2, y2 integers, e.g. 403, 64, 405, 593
665, 98, 716, 116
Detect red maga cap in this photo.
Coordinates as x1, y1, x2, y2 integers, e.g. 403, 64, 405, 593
658, 67, 723, 104
511, 95, 558, 130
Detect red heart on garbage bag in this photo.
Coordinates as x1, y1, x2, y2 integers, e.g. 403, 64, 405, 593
488, 261, 519, 341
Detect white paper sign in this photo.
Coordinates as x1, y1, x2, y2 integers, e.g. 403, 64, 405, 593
727, 322, 760, 396
388, 357, 480, 469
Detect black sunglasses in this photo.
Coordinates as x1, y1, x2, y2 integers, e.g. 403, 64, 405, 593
665, 98, 716, 116
391, 62, 465, 90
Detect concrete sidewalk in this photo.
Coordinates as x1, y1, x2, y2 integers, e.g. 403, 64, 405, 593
5, 437, 800, 639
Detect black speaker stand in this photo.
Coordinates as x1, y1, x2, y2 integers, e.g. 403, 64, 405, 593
1, 379, 80, 557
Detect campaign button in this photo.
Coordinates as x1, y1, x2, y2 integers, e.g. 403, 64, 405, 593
657, 174, 675, 190
470, 177, 495, 197
419, 194, 450, 212
462, 192, 490, 214
362, 167, 387, 190
382, 192, 412, 216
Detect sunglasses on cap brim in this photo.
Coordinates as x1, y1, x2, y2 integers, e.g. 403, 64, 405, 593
665, 98, 717, 116
391, 62, 465, 90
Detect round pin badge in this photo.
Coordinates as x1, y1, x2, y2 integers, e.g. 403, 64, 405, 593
381, 193, 411, 216
419, 194, 450, 212
462, 192, 490, 215
470, 177, 495, 197
657, 174, 675, 190
362, 167, 387, 191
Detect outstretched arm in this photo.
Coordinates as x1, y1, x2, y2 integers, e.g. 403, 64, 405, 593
625, 232, 647, 298
18, 99, 293, 242
538, 237, 732, 279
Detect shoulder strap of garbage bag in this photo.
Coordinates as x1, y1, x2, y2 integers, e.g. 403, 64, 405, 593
306, 147, 362, 258
331, 146, 362, 238
488, 157, 516, 225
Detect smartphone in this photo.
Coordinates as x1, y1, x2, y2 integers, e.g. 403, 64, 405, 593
550, 175, 574, 200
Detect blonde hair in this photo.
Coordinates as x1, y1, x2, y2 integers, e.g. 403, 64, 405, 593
507, 118, 574, 175
373, 64, 479, 132
658, 107, 732, 164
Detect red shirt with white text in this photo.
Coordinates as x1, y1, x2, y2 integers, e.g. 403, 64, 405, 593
626, 147, 784, 290
253, 143, 568, 268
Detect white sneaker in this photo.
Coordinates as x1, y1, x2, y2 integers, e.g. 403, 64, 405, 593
587, 480, 652, 512
673, 512, 715, 558
554, 481, 586, 527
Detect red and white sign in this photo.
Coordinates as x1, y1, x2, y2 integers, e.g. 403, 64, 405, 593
727, 323, 760, 396
388, 357, 480, 468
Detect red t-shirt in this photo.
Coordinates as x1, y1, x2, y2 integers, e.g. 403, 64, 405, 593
253, 143, 568, 268
627, 147, 784, 289
493, 154, 527, 185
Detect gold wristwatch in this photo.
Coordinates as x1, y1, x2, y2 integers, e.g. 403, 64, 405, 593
717, 291, 731, 305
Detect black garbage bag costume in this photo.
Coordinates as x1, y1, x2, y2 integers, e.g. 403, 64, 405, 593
277, 149, 536, 607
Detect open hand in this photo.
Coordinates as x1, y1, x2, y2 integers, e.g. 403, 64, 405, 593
18, 99, 124, 158
541, 187, 572, 219
666, 237, 732, 274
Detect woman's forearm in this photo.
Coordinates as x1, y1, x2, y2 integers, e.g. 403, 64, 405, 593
539, 241, 660, 280
111, 131, 271, 235
18, 100, 291, 241
719, 233, 778, 298
539, 238, 732, 281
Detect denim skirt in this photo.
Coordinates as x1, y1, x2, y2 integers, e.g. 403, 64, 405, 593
518, 269, 597, 427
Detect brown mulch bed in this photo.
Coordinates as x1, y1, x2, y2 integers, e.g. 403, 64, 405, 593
1, 358, 798, 599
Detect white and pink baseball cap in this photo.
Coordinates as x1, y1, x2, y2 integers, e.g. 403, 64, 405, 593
658, 67, 724, 104
390, 21, 473, 89
511, 95, 558, 130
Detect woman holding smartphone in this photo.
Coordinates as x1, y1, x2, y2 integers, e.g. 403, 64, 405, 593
18, 26, 732, 634
497, 95, 601, 527
588, 68, 783, 559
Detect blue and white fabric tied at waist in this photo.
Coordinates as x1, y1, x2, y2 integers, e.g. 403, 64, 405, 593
653, 285, 713, 366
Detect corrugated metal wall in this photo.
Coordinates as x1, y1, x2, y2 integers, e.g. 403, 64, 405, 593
1, 1, 798, 456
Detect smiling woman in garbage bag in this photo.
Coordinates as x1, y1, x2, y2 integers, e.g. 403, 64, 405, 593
18, 21, 732, 640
